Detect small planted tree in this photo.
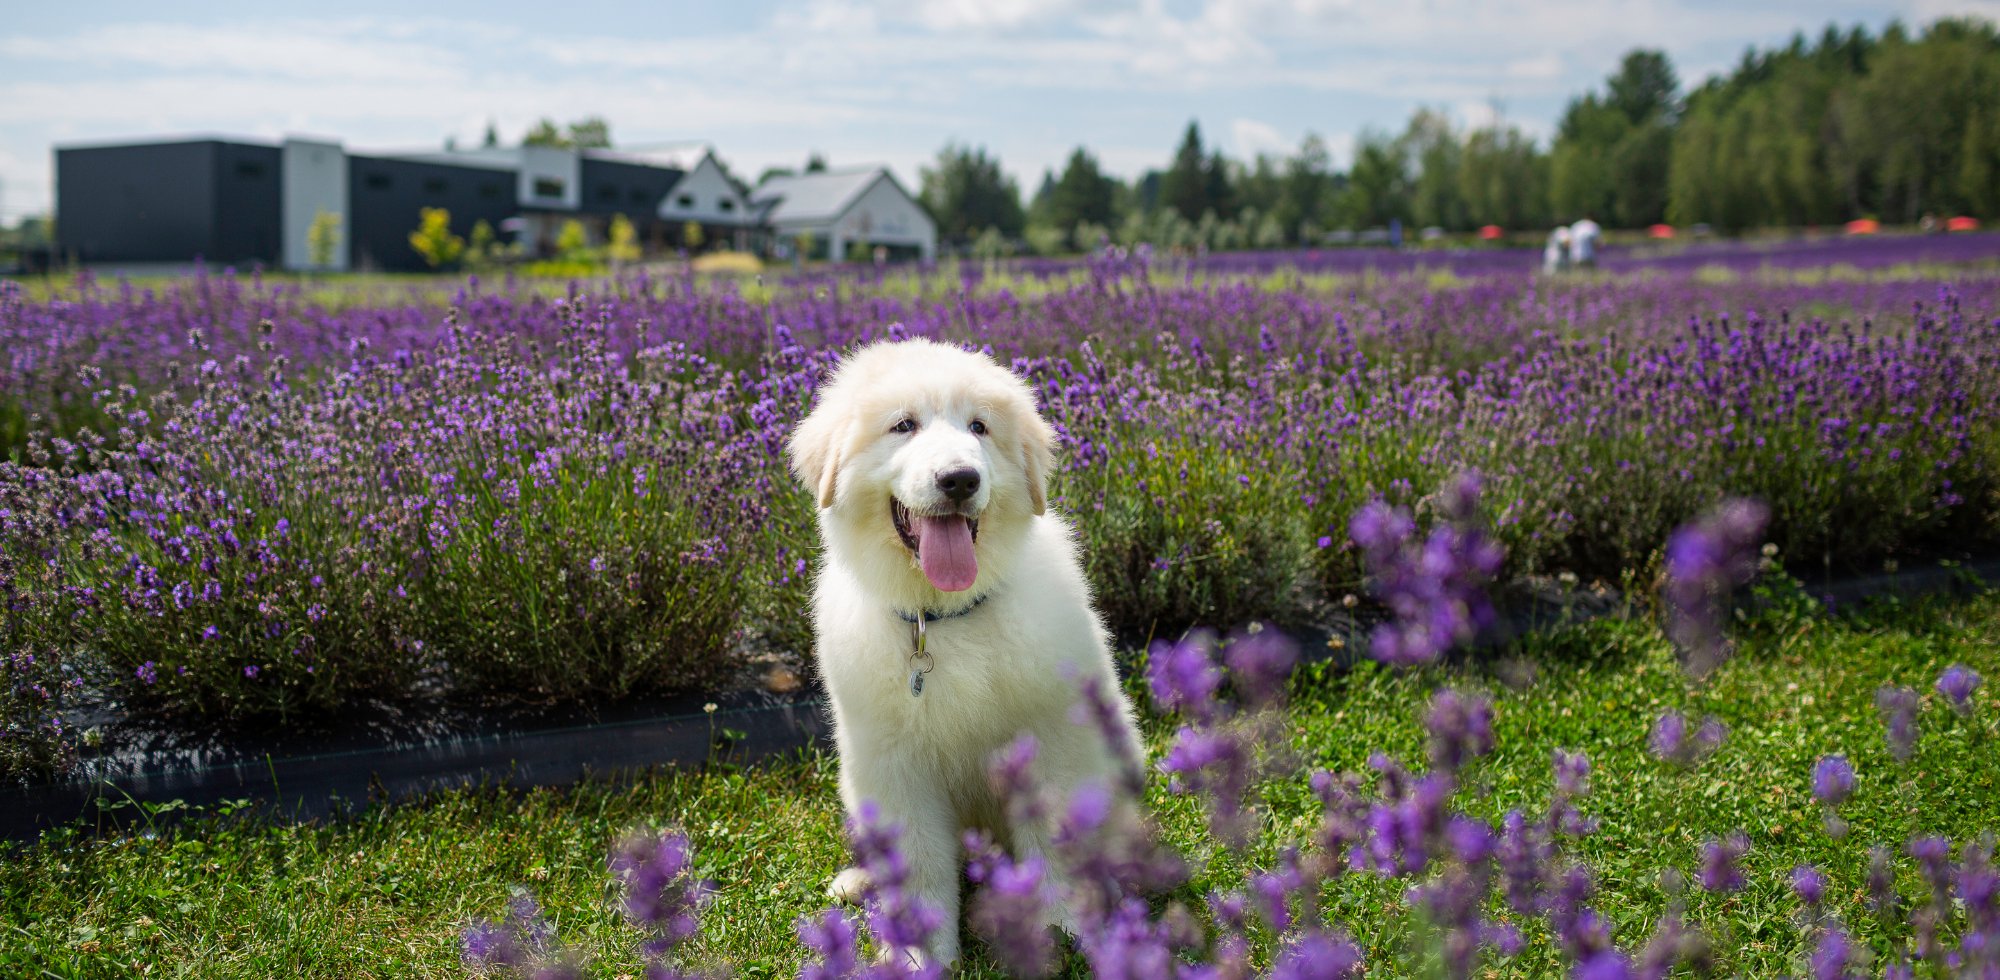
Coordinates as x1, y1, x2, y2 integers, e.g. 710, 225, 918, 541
681, 220, 704, 251
306, 209, 342, 271
555, 219, 590, 263
407, 207, 465, 269
607, 214, 641, 265
465, 219, 497, 270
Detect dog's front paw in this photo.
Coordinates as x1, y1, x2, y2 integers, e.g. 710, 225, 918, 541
827, 866, 873, 905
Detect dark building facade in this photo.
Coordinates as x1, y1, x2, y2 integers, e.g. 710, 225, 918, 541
56, 140, 282, 266
53, 136, 765, 271
344, 156, 519, 272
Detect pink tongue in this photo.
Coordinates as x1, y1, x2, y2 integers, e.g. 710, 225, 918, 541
916, 515, 978, 592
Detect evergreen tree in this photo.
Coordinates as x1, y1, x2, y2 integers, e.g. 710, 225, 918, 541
1161, 122, 1210, 221
919, 142, 1026, 246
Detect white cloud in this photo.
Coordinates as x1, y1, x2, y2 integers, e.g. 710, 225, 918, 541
1231, 117, 1292, 159
0, 21, 465, 84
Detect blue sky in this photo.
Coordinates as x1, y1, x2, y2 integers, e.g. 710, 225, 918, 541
4, 0, 1995, 219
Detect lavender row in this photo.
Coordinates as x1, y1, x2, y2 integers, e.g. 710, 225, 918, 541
4, 256, 2000, 775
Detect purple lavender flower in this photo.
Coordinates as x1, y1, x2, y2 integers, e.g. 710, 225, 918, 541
608, 830, 711, 956
1425, 688, 1496, 774
1158, 724, 1255, 847
461, 920, 526, 972
1662, 498, 1769, 677
1867, 845, 1898, 919
135, 661, 158, 685
462, 890, 555, 975
1808, 927, 1855, 980
1146, 631, 1220, 722
1267, 929, 1364, 979
843, 803, 945, 963
1648, 711, 1725, 767
1495, 809, 1557, 915
965, 848, 1055, 978
796, 909, 863, 980
1550, 749, 1598, 837
1811, 754, 1856, 806
1572, 951, 1635, 980
1350, 474, 1505, 667
1875, 685, 1920, 763
1792, 864, 1827, 906
1070, 678, 1145, 799
1697, 831, 1749, 893
1222, 625, 1297, 709
1074, 897, 1187, 980
1936, 664, 1982, 715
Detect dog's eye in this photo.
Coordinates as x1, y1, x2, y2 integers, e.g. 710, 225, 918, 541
969, 419, 988, 436
891, 418, 917, 434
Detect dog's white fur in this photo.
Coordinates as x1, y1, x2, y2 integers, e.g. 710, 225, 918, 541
788, 338, 1142, 965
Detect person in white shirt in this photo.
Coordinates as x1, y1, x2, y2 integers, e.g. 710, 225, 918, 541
1544, 226, 1572, 275
1569, 216, 1602, 268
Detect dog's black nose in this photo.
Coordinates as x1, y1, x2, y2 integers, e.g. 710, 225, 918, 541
936, 468, 981, 502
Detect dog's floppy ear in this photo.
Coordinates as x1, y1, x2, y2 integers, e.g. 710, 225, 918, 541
1020, 411, 1056, 517
787, 406, 850, 510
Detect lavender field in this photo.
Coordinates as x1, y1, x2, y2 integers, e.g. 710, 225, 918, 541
4, 238, 2000, 979
4, 237, 2000, 776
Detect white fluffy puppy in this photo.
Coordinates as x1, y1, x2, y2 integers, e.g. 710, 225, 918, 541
787, 338, 1142, 965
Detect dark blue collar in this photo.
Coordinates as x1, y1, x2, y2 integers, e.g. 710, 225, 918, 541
895, 592, 990, 624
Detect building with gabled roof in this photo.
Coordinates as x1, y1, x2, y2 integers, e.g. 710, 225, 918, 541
751, 167, 936, 262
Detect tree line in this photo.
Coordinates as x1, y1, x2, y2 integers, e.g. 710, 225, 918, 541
914, 16, 2000, 252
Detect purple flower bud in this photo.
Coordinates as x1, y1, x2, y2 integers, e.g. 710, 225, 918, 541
1426, 688, 1496, 773
1875, 685, 1920, 763
1268, 930, 1364, 979
1936, 664, 1981, 714
1808, 926, 1853, 980
1146, 631, 1220, 720
608, 831, 710, 955
1867, 845, 1898, 917
1811, 755, 1855, 806
1223, 625, 1297, 709
1697, 831, 1749, 893
1791, 864, 1827, 906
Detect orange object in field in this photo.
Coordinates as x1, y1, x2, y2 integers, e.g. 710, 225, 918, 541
1647, 224, 1675, 239
1845, 219, 1880, 235
1477, 225, 1503, 240
1947, 216, 1980, 232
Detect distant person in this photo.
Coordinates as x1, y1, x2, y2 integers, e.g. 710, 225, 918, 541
1569, 216, 1601, 268
1389, 218, 1403, 249
1544, 226, 1572, 275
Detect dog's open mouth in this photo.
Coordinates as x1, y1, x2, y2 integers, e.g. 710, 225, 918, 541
891, 499, 980, 592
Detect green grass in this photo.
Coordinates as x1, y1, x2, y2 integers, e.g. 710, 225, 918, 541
4, 588, 1998, 978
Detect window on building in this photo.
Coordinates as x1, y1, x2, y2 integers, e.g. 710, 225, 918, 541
236, 161, 267, 178
479, 183, 503, 200
676, 194, 694, 209
423, 177, 447, 194
364, 172, 392, 191
533, 177, 565, 199
719, 199, 735, 212
598, 186, 619, 203
630, 187, 651, 204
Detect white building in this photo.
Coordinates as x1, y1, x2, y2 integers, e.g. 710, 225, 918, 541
751, 168, 937, 262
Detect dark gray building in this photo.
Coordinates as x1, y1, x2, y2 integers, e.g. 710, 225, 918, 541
56, 139, 282, 267
53, 136, 761, 272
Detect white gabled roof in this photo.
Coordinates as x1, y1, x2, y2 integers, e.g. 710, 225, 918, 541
606, 142, 714, 171
750, 168, 889, 225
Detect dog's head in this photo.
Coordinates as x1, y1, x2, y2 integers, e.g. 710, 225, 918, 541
787, 339, 1056, 597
